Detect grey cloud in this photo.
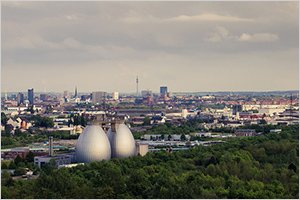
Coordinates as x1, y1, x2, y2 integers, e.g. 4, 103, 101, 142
238, 33, 279, 42
1, 1, 298, 92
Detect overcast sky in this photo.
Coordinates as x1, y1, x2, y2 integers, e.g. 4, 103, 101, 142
1, 1, 299, 93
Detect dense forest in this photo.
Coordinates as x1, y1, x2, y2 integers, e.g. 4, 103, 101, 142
1, 125, 299, 199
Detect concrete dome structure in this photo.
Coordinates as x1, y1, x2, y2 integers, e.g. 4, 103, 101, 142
107, 123, 136, 158
76, 125, 111, 163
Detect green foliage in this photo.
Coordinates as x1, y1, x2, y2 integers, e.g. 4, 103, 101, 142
1, 112, 8, 126
2, 171, 14, 187
143, 117, 151, 125
30, 115, 54, 128
70, 114, 87, 126
2, 124, 299, 199
180, 133, 186, 141
14, 168, 27, 176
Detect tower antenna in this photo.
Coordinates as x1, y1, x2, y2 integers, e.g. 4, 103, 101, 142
136, 76, 139, 97
290, 93, 293, 121
74, 86, 78, 98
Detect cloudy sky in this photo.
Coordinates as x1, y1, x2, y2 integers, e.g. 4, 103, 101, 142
1, 1, 299, 93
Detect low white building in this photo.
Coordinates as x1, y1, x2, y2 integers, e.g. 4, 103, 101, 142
194, 132, 212, 137
136, 143, 149, 156
258, 108, 286, 116
34, 154, 75, 168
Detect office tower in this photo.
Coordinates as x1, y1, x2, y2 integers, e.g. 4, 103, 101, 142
40, 94, 48, 101
112, 92, 119, 100
232, 104, 243, 115
136, 76, 139, 96
17, 92, 24, 105
28, 88, 34, 105
92, 91, 107, 104
160, 86, 168, 96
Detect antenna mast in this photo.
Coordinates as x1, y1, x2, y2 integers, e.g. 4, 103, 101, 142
136, 76, 139, 97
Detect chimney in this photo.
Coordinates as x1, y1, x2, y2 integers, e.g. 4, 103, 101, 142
49, 136, 54, 156
111, 121, 117, 132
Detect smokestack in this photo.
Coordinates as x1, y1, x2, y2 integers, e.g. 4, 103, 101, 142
111, 118, 125, 132
49, 136, 54, 156
111, 121, 117, 132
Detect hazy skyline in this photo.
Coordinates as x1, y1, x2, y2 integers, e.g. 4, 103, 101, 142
1, 1, 299, 93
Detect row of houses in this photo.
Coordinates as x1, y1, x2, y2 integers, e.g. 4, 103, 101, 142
4, 117, 32, 131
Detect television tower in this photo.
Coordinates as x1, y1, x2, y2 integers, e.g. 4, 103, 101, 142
290, 93, 293, 121
136, 76, 139, 97
74, 86, 78, 98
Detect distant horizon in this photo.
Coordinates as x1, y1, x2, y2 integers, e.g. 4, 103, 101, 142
1, 89, 299, 95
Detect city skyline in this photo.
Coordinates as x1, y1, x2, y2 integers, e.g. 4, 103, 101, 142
2, 1, 299, 93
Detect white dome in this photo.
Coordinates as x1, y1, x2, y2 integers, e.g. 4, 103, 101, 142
107, 123, 136, 158
76, 125, 111, 163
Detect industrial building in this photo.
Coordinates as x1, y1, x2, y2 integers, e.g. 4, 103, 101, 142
34, 137, 75, 168
34, 115, 148, 168
76, 124, 111, 163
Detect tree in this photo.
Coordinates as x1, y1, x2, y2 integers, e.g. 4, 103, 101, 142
259, 119, 267, 125
42, 159, 57, 174
1, 124, 299, 199
26, 151, 35, 163
1, 112, 8, 126
14, 155, 24, 166
288, 163, 297, 173
32, 115, 54, 128
73, 115, 79, 126
8, 161, 17, 169
180, 134, 186, 141
14, 128, 22, 136
4, 124, 13, 135
2, 162, 9, 169
1, 171, 14, 186
80, 115, 87, 126
143, 117, 151, 126
14, 168, 27, 176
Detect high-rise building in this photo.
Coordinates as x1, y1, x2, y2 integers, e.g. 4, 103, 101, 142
28, 88, 34, 105
232, 105, 243, 115
17, 92, 24, 105
112, 92, 119, 100
160, 86, 168, 96
40, 94, 47, 101
81, 95, 91, 101
92, 91, 106, 104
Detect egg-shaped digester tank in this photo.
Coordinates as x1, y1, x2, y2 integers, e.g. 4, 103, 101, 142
76, 125, 111, 163
107, 123, 136, 158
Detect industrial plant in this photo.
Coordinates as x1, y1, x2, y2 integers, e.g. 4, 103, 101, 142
34, 114, 146, 168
